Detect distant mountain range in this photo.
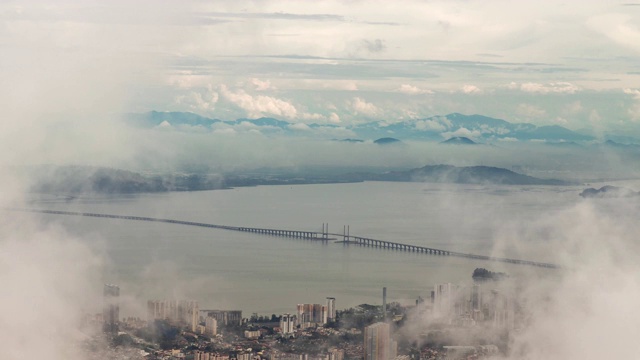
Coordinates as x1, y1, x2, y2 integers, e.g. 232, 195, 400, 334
28, 164, 573, 195
125, 111, 626, 143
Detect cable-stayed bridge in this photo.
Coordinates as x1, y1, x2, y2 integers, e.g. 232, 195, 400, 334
10, 208, 558, 269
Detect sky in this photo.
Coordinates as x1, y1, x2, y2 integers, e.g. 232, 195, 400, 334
2, 0, 640, 137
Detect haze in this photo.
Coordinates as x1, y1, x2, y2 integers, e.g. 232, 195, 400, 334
1, 1, 640, 359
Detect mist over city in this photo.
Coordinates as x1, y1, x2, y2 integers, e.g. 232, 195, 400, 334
2, 1, 640, 359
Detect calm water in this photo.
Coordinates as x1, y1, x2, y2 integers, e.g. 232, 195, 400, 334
30, 181, 598, 315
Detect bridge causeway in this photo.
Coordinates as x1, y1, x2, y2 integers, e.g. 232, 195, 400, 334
10, 208, 557, 269
335, 235, 557, 268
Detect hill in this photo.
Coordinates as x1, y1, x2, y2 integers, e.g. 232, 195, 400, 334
27, 163, 574, 195
374, 137, 402, 145
28, 166, 225, 194
359, 165, 572, 185
440, 137, 476, 145
579, 185, 640, 198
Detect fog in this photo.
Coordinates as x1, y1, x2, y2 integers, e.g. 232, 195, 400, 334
0, 2, 170, 358
125, 130, 639, 180
503, 198, 640, 359
2, 2, 640, 360
29, 125, 640, 181
388, 194, 640, 359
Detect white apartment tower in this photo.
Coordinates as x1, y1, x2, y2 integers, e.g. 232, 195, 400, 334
103, 284, 120, 334
280, 313, 296, 334
205, 316, 217, 336
147, 299, 199, 332
326, 297, 336, 322
364, 322, 397, 360
296, 304, 328, 328
433, 283, 459, 319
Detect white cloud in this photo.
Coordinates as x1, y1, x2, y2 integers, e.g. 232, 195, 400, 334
517, 103, 547, 119
438, 116, 453, 128
415, 116, 452, 132
461, 84, 482, 94
554, 117, 569, 125
157, 120, 172, 128
519, 82, 580, 94
167, 71, 210, 89
329, 112, 341, 123
505, 82, 519, 90
318, 81, 359, 91
628, 104, 640, 122
415, 120, 446, 132
623, 88, 640, 121
563, 101, 584, 115
209, 121, 277, 135
396, 84, 434, 95
220, 85, 298, 119
624, 88, 640, 98
288, 123, 311, 131
300, 125, 356, 138
478, 124, 510, 135
174, 89, 219, 112
300, 112, 325, 121
441, 127, 482, 140
332, 81, 358, 91
588, 14, 640, 53
249, 78, 274, 91
350, 97, 380, 117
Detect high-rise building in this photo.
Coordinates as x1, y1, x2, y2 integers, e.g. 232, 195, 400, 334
433, 283, 459, 319
203, 310, 243, 326
194, 351, 209, 360
364, 322, 397, 360
280, 313, 296, 334
470, 284, 484, 321
147, 300, 164, 322
328, 348, 345, 360
382, 287, 387, 318
148, 300, 179, 323
205, 316, 217, 336
147, 299, 199, 331
103, 284, 120, 334
182, 300, 199, 332
296, 304, 327, 328
326, 297, 336, 322
489, 289, 514, 330
321, 305, 327, 324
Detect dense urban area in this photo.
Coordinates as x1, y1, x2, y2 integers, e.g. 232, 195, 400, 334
89, 270, 514, 360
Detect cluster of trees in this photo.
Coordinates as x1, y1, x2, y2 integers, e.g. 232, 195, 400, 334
249, 313, 281, 323
472, 268, 508, 282
133, 319, 182, 350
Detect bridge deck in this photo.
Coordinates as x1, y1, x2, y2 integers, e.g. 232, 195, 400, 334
9, 208, 558, 269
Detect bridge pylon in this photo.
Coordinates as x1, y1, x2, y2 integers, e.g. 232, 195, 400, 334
342, 225, 350, 242
322, 223, 329, 240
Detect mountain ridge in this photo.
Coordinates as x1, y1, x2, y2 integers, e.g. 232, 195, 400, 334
125, 111, 613, 143
26, 164, 574, 195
